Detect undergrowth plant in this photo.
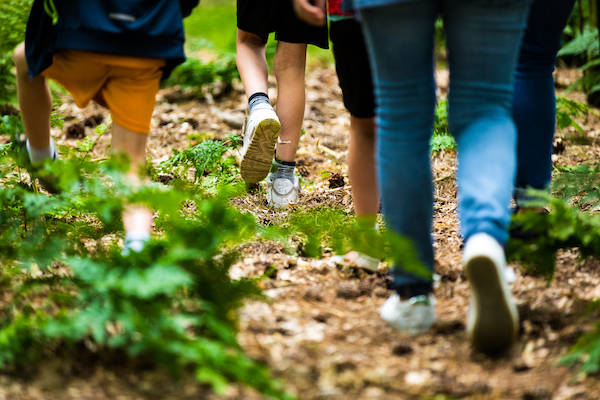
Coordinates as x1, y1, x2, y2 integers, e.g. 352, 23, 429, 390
267, 208, 431, 280
157, 134, 242, 193
163, 53, 239, 98
155, 133, 430, 277
560, 314, 600, 375
0, 106, 432, 397
553, 163, 600, 209
556, 96, 592, 134
431, 99, 456, 153
509, 94, 600, 374
559, 0, 600, 104
0, 115, 292, 399
507, 193, 600, 279
431, 96, 593, 154
507, 192, 600, 376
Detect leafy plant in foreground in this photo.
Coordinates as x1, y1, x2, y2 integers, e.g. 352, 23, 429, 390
269, 208, 431, 280
507, 192, 600, 376
0, 121, 291, 398
507, 193, 600, 279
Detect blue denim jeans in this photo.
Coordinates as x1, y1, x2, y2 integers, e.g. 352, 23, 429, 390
358, 0, 531, 296
513, 0, 575, 201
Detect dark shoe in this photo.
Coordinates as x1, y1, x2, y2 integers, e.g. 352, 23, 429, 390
509, 206, 549, 240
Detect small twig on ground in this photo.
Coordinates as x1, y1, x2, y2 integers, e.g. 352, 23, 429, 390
434, 174, 453, 183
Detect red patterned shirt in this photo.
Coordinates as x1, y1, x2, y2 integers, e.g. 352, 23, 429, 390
328, 0, 354, 17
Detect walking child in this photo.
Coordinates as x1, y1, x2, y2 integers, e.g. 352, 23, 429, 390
328, 0, 378, 220
14, 0, 199, 252
326, 0, 381, 269
236, 0, 328, 207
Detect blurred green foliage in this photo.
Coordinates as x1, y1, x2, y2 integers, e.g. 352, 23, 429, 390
163, 54, 239, 97
0, 0, 33, 104
185, 0, 237, 52
184, 0, 332, 67
0, 114, 293, 399
431, 99, 456, 153
559, 1, 600, 104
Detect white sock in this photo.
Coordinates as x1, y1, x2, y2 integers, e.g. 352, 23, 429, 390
26, 138, 56, 163
123, 230, 151, 254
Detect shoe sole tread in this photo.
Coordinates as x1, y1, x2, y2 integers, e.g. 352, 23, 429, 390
466, 255, 518, 355
241, 119, 280, 184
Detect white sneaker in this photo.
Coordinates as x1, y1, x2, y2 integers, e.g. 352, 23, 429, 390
240, 104, 281, 185
121, 231, 150, 256
379, 293, 436, 334
332, 251, 380, 272
266, 172, 300, 208
463, 233, 519, 355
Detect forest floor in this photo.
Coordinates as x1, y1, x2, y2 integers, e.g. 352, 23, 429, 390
1, 65, 600, 400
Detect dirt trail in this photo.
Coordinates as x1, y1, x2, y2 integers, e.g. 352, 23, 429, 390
1, 66, 600, 400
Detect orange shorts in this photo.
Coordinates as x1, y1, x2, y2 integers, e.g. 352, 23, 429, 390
42, 50, 166, 134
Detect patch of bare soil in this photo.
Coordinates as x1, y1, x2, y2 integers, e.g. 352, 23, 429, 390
2, 67, 600, 400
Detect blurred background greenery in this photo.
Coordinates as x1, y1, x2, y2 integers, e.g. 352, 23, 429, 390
184, 0, 334, 67
185, 0, 237, 52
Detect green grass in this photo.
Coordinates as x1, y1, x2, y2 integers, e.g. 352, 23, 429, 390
185, 0, 237, 53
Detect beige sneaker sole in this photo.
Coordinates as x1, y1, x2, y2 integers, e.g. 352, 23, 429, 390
465, 254, 518, 356
241, 119, 280, 185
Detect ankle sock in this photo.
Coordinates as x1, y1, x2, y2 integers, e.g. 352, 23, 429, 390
26, 138, 56, 163
248, 92, 270, 113
123, 230, 151, 254
273, 158, 296, 181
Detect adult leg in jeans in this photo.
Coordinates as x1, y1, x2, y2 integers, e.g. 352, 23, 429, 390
444, 0, 531, 246
513, 0, 575, 203
443, 0, 530, 354
360, 2, 438, 303
361, 0, 531, 352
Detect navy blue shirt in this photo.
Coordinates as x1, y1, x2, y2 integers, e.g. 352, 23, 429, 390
25, 0, 199, 79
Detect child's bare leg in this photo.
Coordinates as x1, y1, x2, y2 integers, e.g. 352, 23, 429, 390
111, 123, 148, 176
13, 43, 52, 151
236, 29, 268, 97
111, 123, 153, 238
273, 41, 307, 162
348, 116, 378, 217
121, 204, 152, 237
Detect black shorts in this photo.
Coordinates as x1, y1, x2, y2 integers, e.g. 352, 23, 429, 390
330, 19, 375, 118
237, 0, 329, 49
